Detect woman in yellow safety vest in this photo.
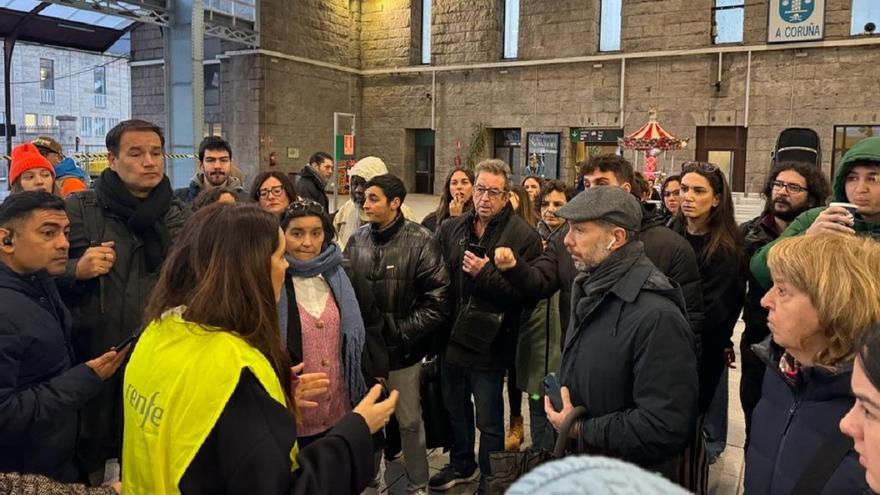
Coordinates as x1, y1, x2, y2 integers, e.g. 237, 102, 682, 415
121, 203, 398, 495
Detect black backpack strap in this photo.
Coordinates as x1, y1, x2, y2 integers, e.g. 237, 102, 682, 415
76, 190, 105, 246
791, 429, 854, 495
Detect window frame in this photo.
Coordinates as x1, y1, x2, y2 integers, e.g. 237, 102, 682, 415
599, 0, 622, 53
421, 0, 432, 64
502, 0, 519, 59
832, 124, 880, 175
850, 0, 880, 35
39, 59, 54, 91
712, 0, 745, 44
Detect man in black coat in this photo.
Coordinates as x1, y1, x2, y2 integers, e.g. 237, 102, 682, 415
540, 186, 698, 483
59, 119, 190, 483
738, 161, 829, 444
497, 155, 704, 353
0, 192, 127, 481
431, 160, 542, 491
296, 151, 333, 212
344, 174, 450, 492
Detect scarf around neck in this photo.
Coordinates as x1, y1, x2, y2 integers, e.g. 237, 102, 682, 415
280, 243, 368, 405
95, 169, 173, 273
569, 241, 645, 341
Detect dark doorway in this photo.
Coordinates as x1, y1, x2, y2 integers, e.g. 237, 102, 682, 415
695, 126, 748, 192
414, 129, 435, 194
493, 128, 522, 182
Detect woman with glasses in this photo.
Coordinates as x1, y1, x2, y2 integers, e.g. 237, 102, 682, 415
422, 167, 474, 233
668, 162, 746, 464
250, 171, 298, 217
279, 200, 389, 448
661, 175, 682, 222
744, 234, 879, 495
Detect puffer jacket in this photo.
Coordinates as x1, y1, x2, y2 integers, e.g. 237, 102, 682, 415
744, 338, 869, 495
751, 136, 880, 288
437, 203, 543, 370
0, 263, 103, 482
58, 187, 190, 473
344, 213, 451, 370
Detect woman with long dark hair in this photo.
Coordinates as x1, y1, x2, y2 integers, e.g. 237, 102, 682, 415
422, 167, 474, 232
122, 203, 397, 494
669, 162, 746, 459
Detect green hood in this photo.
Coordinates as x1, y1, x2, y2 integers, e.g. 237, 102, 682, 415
833, 136, 880, 202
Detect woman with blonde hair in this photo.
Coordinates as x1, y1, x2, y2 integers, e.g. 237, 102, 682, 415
744, 234, 880, 495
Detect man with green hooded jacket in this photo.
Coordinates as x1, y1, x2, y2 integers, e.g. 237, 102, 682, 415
751, 136, 880, 288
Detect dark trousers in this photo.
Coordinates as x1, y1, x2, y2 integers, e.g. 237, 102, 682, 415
739, 340, 766, 449
441, 358, 505, 477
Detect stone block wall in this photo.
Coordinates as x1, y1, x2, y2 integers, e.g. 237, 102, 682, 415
127, 0, 880, 194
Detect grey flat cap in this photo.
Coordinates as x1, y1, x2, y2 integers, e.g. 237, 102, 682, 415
555, 186, 642, 231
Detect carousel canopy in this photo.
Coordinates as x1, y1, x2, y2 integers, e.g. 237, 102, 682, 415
619, 111, 689, 151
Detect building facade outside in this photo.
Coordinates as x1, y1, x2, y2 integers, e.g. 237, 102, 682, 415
0, 41, 131, 180
129, 0, 880, 194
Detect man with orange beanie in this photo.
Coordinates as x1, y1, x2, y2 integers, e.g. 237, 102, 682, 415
9, 143, 55, 194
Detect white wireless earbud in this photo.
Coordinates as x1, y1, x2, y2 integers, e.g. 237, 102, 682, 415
606, 239, 615, 251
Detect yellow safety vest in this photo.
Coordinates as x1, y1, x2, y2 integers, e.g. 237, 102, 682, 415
122, 307, 298, 494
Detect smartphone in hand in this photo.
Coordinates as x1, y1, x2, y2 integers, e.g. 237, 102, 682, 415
113, 333, 138, 351
467, 243, 487, 258
543, 372, 563, 412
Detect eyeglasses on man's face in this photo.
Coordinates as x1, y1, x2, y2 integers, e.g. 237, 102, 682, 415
259, 185, 285, 199
771, 180, 806, 194
474, 186, 507, 200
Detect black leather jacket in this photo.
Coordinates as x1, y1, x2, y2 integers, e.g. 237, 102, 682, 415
344, 213, 451, 370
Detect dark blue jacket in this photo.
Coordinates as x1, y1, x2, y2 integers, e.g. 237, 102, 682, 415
0, 262, 102, 481
744, 338, 869, 495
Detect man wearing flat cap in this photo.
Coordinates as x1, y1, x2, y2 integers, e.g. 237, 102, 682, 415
538, 186, 697, 485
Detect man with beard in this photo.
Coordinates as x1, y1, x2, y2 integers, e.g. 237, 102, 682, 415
333, 157, 415, 250
739, 161, 829, 443
174, 136, 245, 205
295, 151, 334, 212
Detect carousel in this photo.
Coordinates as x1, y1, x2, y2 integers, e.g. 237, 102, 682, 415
619, 110, 689, 183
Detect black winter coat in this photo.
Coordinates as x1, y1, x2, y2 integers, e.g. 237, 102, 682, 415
744, 339, 869, 495
561, 245, 698, 481
180, 369, 375, 494
295, 166, 330, 212
344, 213, 451, 370
0, 263, 103, 481
173, 175, 246, 205
437, 204, 542, 370
59, 188, 190, 472
639, 207, 705, 356
669, 218, 746, 412
740, 215, 779, 347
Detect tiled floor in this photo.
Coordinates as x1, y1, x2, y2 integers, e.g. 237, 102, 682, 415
367, 194, 747, 494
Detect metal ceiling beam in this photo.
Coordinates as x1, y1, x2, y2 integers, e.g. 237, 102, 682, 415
40, 0, 171, 26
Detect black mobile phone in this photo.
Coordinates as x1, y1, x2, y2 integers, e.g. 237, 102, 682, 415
467, 243, 486, 258
113, 333, 138, 351
543, 372, 563, 412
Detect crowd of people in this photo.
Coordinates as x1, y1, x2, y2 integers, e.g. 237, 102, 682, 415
1, 118, 880, 495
